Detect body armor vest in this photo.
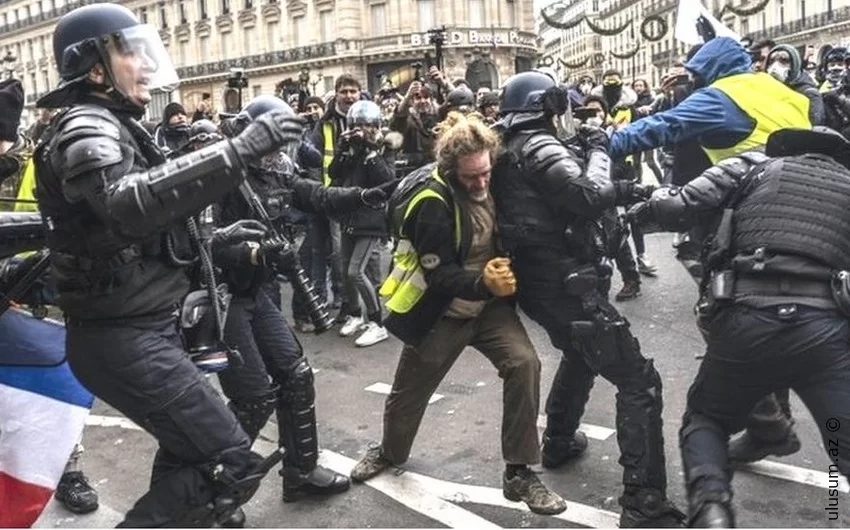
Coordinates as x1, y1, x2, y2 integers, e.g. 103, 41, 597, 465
35, 105, 190, 319
733, 154, 850, 271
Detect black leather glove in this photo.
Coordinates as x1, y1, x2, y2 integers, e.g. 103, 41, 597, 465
230, 111, 304, 162
260, 234, 297, 270
210, 220, 268, 247
578, 124, 609, 152
626, 201, 653, 225
360, 179, 401, 209
633, 183, 657, 200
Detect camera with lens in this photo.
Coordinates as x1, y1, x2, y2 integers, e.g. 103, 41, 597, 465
427, 26, 446, 46
227, 67, 249, 89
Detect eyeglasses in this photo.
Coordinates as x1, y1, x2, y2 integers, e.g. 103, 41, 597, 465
189, 132, 223, 144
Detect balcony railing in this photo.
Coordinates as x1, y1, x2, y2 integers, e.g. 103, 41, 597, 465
175, 41, 335, 79
644, 0, 677, 17
0, 0, 109, 35
748, 6, 850, 41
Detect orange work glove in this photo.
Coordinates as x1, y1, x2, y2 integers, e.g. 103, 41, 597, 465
482, 257, 517, 297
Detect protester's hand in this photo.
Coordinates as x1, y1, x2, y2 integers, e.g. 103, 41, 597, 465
428, 66, 445, 83
482, 257, 517, 297
406, 81, 423, 100
579, 124, 609, 151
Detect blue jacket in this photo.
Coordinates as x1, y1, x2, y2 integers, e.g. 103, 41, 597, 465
609, 37, 754, 159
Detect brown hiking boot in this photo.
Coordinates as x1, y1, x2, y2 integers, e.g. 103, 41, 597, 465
350, 445, 393, 483
616, 273, 642, 301
503, 467, 567, 515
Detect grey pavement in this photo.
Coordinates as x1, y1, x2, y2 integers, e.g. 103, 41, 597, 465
35, 233, 850, 528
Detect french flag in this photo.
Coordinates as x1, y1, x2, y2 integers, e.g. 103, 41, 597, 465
0, 308, 93, 527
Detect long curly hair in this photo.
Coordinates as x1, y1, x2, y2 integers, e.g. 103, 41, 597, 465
434, 111, 500, 177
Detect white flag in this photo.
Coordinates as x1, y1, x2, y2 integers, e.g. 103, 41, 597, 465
675, 0, 741, 45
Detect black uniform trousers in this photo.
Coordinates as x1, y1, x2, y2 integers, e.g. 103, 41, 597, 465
681, 303, 850, 499
519, 288, 668, 493
66, 317, 255, 527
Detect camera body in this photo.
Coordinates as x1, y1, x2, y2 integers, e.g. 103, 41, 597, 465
227, 67, 249, 89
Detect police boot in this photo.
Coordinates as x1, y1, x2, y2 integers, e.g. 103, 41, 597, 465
619, 488, 687, 528
728, 430, 801, 464
616, 271, 642, 301
277, 357, 350, 502
55, 471, 99, 514
219, 507, 246, 528
688, 483, 735, 528
541, 431, 588, 469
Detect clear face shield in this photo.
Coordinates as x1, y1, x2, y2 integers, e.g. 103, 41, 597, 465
101, 24, 179, 105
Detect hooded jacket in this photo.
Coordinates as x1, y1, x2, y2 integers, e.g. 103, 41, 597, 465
767, 44, 825, 125
609, 37, 804, 159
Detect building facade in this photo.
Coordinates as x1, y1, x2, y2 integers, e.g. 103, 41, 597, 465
0, 0, 539, 124
537, 0, 850, 89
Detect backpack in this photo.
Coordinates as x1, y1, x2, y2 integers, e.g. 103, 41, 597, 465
386, 163, 448, 240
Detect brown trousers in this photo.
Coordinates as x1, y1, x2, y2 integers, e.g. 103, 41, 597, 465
381, 300, 542, 465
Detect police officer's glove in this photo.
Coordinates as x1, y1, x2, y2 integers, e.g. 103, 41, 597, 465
633, 183, 657, 200
578, 124, 609, 152
482, 257, 517, 297
260, 235, 297, 271
614, 181, 656, 204
210, 220, 268, 247
360, 179, 401, 209
231, 111, 304, 162
625, 201, 653, 226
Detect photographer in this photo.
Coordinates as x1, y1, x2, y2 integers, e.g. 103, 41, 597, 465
329, 101, 395, 346
391, 80, 439, 169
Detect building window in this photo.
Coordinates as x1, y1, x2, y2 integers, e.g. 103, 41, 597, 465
221, 32, 230, 58
2, 14, 7, 26
468, 0, 484, 27
418, 0, 435, 32
178, 40, 187, 65
29, 72, 37, 95
198, 35, 209, 59
27, 39, 34, 61
266, 22, 278, 51
222, 0, 230, 14
199, 0, 208, 19
139, 7, 148, 23
778, 0, 784, 25
506, 0, 515, 28
293, 15, 305, 46
319, 10, 332, 42
159, 2, 168, 28
370, 3, 386, 37
323, 75, 334, 93
800, 0, 805, 20
42, 70, 50, 91
178, 0, 187, 23
24, 5, 30, 19
244, 26, 253, 54
244, 0, 253, 8
252, 84, 261, 97
39, 36, 46, 58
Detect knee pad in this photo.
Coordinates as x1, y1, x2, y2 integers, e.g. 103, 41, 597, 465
277, 357, 319, 472
228, 386, 279, 442
279, 357, 315, 407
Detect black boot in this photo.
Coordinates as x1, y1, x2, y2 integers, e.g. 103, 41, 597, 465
219, 507, 246, 528
688, 485, 735, 528
541, 431, 589, 468
281, 466, 351, 502
728, 430, 801, 464
55, 471, 99, 514
619, 488, 686, 528
616, 271, 642, 301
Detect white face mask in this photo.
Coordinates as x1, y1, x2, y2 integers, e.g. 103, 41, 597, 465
579, 82, 593, 95
767, 63, 790, 83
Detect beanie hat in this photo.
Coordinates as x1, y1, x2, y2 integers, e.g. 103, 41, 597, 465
162, 101, 186, 124
304, 96, 325, 109
0, 79, 24, 142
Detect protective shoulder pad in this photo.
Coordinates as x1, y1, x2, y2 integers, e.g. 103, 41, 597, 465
54, 104, 124, 181
521, 133, 571, 173
714, 151, 766, 179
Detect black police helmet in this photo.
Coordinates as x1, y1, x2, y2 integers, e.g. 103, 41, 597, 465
499, 70, 557, 115
232, 95, 295, 135
53, 4, 140, 82
190, 119, 219, 136
346, 100, 382, 128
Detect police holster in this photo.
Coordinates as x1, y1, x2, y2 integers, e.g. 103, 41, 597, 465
179, 286, 236, 372
831, 271, 850, 318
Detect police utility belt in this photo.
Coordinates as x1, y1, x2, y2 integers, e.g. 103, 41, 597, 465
706, 268, 850, 317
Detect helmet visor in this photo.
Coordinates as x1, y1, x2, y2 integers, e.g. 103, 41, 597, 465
103, 24, 179, 94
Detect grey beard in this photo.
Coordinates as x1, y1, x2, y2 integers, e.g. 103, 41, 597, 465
468, 189, 489, 203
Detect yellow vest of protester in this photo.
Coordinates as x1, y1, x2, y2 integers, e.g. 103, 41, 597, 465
379, 168, 461, 315
704, 72, 811, 164
321, 121, 334, 187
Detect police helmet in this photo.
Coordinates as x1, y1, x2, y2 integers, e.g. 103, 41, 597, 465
499, 70, 560, 115
232, 95, 295, 135
346, 100, 382, 128
187, 119, 222, 144
39, 3, 178, 108
825, 47, 848, 66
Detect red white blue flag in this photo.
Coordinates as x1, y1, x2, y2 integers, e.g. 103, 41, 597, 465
0, 308, 93, 527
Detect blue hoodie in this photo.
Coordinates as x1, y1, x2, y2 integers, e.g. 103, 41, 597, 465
609, 37, 755, 159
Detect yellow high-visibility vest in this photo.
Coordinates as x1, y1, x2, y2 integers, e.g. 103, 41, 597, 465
321, 121, 334, 187
703, 72, 811, 164
13, 159, 37, 213
379, 168, 462, 315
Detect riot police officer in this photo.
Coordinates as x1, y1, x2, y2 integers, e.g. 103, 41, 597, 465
213, 96, 389, 521
627, 127, 850, 527
33, 4, 302, 525
490, 70, 684, 527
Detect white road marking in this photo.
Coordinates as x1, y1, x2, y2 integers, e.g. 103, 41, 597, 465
320, 449, 620, 528
536, 415, 616, 441
86, 414, 143, 431
739, 459, 850, 493
365, 382, 444, 404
